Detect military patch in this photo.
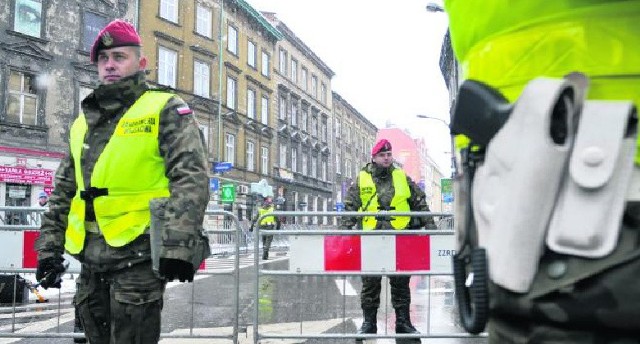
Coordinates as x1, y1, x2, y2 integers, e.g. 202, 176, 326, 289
101, 32, 113, 47
176, 106, 193, 116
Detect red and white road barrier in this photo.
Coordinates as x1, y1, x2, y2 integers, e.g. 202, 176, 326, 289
289, 234, 455, 273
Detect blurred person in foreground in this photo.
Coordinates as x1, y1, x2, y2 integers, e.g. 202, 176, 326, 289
342, 139, 436, 338
34, 19, 209, 344
444, 1, 640, 342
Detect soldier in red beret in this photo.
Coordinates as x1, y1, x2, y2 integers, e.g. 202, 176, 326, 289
342, 138, 436, 341
35, 19, 210, 344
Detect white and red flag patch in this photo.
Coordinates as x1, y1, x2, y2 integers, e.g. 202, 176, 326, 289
176, 105, 193, 116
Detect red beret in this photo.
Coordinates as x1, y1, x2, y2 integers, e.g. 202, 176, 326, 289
371, 139, 392, 156
90, 20, 141, 63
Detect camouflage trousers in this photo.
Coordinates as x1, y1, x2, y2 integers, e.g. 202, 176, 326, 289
74, 233, 166, 344
487, 224, 640, 344
361, 276, 411, 310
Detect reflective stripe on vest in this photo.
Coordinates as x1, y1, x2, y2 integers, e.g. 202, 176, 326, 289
358, 169, 411, 230
259, 206, 276, 225
65, 91, 173, 254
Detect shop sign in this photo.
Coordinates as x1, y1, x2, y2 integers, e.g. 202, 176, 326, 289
0, 166, 54, 185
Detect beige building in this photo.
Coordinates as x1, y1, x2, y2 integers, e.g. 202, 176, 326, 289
261, 12, 335, 223
331, 91, 377, 217
137, 0, 282, 219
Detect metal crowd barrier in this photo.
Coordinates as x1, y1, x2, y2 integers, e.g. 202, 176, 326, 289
0, 207, 244, 342
251, 210, 485, 343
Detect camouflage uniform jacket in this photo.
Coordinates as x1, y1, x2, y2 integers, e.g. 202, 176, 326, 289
342, 162, 436, 230
35, 72, 209, 267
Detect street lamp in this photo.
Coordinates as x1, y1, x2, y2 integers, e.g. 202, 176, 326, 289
425, 2, 445, 13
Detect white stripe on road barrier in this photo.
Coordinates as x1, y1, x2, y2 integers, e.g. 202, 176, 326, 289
289, 234, 455, 273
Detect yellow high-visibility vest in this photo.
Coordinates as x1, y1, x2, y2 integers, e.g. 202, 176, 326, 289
358, 169, 411, 230
65, 91, 173, 254
445, 0, 640, 162
259, 205, 276, 226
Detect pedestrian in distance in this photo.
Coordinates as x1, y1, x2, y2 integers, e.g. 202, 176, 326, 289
37, 191, 48, 207
444, 0, 640, 342
34, 19, 209, 344
258, 196, 278, 260
342, 138, 437, 339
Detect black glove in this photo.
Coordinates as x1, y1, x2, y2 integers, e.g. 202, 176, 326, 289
158, 258, 194, 282
36, 256, 66, 289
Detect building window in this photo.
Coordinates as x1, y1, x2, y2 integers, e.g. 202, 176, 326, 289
311, 75, 318, 98
82, 11, 108, 52
278, 48, 287, 74
302, 154, 308, 176
261, 146, 269, 175
226, 76, 237, 109
321, 121, 327, 142
6, 71, 38, 125
247, 41, 256, 68
322, 160, 327, 181
160, 0, 178, 23
195, 3, 212, 38
158, 46, 177, 88
279, 144, 287, 168
225, 133, 235, 164
278, 96, 286, 121
335, 152, 341, 174
321, 82, 327, 104
301, 108, 308, 131
291, 148, 298, 172
311, 116, 318, 137
335, 120, 341, 139
311, 157, 317, 178
290, 59, 298, 82
13, 0, 43, 37
193, 59, 210, 97
247, 88, 256, 119
198, 124, 209, 149
227, 24, 238, 55
301, 67, 308, 91
260, 95, 269, 125
261, 50, 270, 77
291, 102, 298, 127
246, 141, 255, 171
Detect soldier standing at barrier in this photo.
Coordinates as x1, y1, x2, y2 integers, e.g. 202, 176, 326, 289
444, 1, 640, 343
34, 19, 209, 344
342, 138, 436, 338
258, 196, 278, 260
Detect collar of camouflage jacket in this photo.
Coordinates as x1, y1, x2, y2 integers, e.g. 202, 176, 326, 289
83, 72, 149, 126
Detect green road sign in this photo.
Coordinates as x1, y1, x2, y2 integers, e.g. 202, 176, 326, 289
221, 183, 235, 203
441, 178, 454, 203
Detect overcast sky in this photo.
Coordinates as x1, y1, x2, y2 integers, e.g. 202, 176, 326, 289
245, 0, 452, 174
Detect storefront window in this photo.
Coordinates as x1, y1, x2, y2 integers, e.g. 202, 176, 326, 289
4, 183, 31, 225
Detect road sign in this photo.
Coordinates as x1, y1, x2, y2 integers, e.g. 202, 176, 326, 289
213, 161, 233, 173
209, 178, 219, 192
220, 183, 235, 203
335, 202, 344, 212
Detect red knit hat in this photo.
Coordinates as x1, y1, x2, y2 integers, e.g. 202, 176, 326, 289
90, 20, 141, 63
371, 139, 392, 156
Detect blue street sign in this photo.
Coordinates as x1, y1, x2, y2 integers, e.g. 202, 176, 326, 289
443, 193, 454, 203
209, 178, 219, 192
335, 202, 345, 212
213, 161, 233, 173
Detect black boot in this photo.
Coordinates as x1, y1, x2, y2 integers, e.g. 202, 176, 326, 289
73, 309, 87, 343
357, 307, 377, 335
395, 306, 418, 334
